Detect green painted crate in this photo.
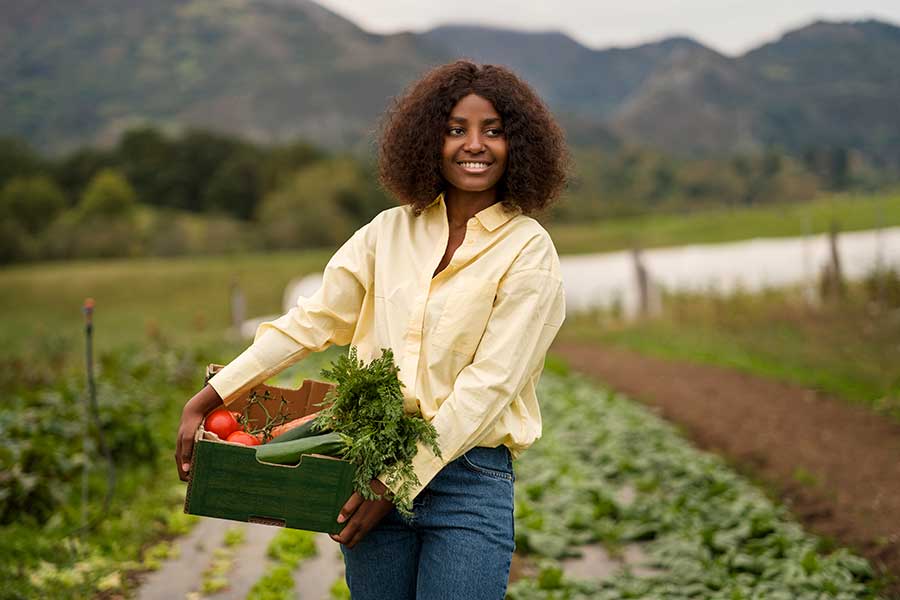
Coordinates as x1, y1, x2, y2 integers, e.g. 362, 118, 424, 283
183, 365, 355, 534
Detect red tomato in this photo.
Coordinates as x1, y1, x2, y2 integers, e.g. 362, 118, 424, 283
226, 431, 261, 446
204, 408, 241, 440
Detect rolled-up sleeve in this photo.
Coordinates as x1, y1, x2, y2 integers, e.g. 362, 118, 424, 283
382, 240, 566, 498
208, 221, 376, 405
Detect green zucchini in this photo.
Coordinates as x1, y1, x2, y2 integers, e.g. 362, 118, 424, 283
264, 419, 329, 445
255, 432, 345, 465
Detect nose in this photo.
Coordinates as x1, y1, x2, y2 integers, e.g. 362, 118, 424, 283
463, 131, 485, 153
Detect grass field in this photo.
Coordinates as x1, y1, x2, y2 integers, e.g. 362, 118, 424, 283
3, 191, 897, 362
557, 281, 900, 418
0, 248, 332, 362
546, 191, 900, 255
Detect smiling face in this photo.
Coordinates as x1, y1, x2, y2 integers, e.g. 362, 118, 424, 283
440, 93, 508, 197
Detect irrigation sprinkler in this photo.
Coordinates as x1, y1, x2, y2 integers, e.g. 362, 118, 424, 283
74, 297, 116, 535
80, 298, 94, 529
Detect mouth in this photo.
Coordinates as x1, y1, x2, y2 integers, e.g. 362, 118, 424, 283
456, 160, 493, 174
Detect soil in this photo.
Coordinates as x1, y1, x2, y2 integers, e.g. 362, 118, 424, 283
551, 340, 900, 597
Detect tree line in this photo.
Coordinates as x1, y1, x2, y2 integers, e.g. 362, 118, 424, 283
0, 128, 391, 262
0, 127, 888, 263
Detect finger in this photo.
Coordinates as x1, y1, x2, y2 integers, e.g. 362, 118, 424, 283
347, 525, 367, 549
346, 500, 392, 548
343, 505, 377, 549
347, 519, 374, 549
338, 492, 364, 524
175, 431, 185, 481
180, 430, 195, 477
333, 519, 360, 546
347, 513, 378, 548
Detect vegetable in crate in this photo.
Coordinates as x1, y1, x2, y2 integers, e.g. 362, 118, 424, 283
264, 415, 327, 445
204, 408, 241, 439
314, 347, 440, 515
226, 431, 261, 446
256, 432, 344, 464
267, 412, 319, 441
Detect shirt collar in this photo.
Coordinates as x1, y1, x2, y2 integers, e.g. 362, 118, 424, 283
427, 192, 520, 232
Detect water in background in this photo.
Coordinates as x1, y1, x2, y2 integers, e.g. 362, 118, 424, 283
260, 227, 900, 334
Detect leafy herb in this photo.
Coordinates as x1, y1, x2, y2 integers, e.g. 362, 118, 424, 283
314, 347, 440, 514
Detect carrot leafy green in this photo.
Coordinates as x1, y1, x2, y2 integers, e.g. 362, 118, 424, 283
315, 346, 440, 514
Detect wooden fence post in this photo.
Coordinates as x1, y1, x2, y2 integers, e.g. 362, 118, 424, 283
231, 279, 246, 331
820, 220, 846, 302
631, 246, 660, 318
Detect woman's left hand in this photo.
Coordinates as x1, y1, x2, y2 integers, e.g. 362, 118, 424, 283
329, 479, 394, 548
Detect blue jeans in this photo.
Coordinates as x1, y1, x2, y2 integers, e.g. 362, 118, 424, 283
341, 445, 516, 600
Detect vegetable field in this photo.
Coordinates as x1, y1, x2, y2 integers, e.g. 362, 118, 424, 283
507, 365, 880, 599
2, 339, 883, 598
1, 215, 894, 598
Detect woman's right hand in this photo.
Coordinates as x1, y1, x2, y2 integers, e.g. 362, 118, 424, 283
175, 384, 225, 482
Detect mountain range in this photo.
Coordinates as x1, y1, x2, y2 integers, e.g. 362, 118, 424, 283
3, 0, 899, 167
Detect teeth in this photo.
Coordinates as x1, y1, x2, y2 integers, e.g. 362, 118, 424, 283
459, 162, 490, 169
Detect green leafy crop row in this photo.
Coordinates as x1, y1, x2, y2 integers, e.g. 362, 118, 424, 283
508, 371, 881, 599
0, 345, 201, 525
0, 343, 211, 599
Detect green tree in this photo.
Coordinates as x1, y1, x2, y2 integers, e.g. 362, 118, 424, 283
54, 147, 118, 207
202, 151, 264, 220
0, 176, 66, 262
0, 176, 66, 234
0, 137, 47, 189
674, 160, 735, 206
260, 140, 324, 191
171, 130, 248, 212
78, 168, 137, 220
117, 126, 174, 206
117, 127, 248, 212
257, 158, 388, 249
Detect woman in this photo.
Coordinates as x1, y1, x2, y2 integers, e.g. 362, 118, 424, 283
176, 60, 568, 599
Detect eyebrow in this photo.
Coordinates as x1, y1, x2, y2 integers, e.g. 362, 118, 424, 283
448, 116, 502, 125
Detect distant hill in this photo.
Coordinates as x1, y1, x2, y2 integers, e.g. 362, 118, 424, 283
422, 26, 708, 120
2, 1, 899, 167
424, 20, 900, 167
1, 0, 445, 153
609, 44, 762, 155
739, 20, 900, 167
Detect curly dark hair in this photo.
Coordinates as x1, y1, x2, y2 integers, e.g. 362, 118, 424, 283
378, 60, 569, 216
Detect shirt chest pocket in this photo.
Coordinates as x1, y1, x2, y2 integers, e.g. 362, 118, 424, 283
430, 278, 498, 357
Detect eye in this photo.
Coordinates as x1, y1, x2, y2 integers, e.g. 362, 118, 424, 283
485, 128, 504, 137
447, 126, 465, 136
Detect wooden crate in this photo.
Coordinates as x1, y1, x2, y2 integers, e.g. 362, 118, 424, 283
183, 365, 355, 534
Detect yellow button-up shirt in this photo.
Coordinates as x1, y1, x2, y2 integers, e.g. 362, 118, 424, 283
208, 193, 566, 498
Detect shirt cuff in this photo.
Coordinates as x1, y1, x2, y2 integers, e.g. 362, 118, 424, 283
207, 326, 315, 406
207, 346, 268, 407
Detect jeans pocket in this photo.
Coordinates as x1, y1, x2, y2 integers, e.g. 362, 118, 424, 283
461, 446, 514, 481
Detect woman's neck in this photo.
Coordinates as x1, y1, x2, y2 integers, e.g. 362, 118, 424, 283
444, 187, 498, 229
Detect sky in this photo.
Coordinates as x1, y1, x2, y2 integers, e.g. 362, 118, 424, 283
312, 0, 900, 56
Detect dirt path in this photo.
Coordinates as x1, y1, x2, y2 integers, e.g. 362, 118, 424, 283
137, 518, 231, 600
137, 489, 646, 597
207, 523, 279, 600
293, 534, 345, 600
551, 341, 900, 593
136, 523, 341, 600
